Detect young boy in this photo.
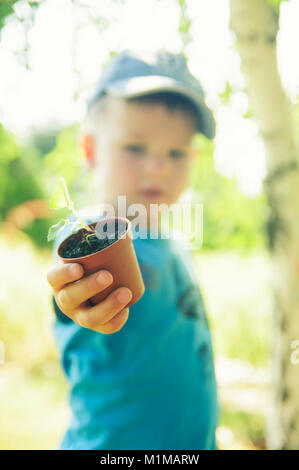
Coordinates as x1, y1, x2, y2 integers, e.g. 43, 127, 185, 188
47, 50, 219, 450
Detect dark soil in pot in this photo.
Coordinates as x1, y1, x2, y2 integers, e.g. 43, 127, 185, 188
62, 220, 127, 259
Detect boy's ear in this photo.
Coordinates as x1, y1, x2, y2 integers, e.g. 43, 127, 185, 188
80, 133, 95, 167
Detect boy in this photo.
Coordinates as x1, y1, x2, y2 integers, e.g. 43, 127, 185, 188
47, 50, 219, 450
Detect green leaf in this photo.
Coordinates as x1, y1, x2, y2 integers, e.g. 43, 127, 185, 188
267, 0, 289, 6
219, 81, 233, 105
70, 221, 85, 234
28, 2, 40, 9
49, 177, 71, 210
47, 218, 69, 242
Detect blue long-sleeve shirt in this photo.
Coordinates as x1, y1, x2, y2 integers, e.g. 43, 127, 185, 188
52, 211, 219, 450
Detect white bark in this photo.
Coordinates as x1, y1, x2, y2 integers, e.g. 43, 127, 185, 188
229, 0, 299, 449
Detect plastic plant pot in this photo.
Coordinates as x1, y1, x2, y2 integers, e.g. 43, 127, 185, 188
57, 216, 145, 307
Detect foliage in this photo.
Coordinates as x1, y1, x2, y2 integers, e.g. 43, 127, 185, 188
177, 0, 192, 57
43, 125, 86, 186
221, 408, 265, 449
196, 249, 271, 368
29, 128, 58, 154
48, 177, 93, 241
0, 124, 44, 215
0, 122, 92, 248
190, 135, 267, 251
211, 304, 270, 367
219, 82, 233, 105
267, 0, 289, 6
0, 0, 42, 31
0, 0, 18, 32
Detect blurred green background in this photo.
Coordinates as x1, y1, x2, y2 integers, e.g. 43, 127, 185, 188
1, 0, 298, 450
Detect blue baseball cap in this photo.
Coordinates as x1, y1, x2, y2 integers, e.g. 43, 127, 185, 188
87, 50, 216, 139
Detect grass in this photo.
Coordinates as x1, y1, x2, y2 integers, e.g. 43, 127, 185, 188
193, 249, 272, 368
0, 367, 69, 450
218, 408, 265, 450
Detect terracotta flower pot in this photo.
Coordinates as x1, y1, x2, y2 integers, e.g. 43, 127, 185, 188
57, 216, 145, 307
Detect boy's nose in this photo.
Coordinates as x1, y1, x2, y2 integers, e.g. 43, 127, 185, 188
144, 154, 169, 176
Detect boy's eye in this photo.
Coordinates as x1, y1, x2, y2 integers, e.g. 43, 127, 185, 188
125, 144, 145, 155
169, 150, 186, 159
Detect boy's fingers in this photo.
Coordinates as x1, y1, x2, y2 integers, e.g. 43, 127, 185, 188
57, 270, 114, 312
47, 263, 84, 291
75, 287, 132, 331
98, 308, 130, 335
77, 306, 130, 335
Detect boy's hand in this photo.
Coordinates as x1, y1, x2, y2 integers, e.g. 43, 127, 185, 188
47, 263, 132, 334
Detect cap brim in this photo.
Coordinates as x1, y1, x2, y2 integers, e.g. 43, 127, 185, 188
90, 75, 216, 139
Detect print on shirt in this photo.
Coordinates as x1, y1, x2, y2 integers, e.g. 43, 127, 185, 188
176, 284, 216, 378
139, 262, 160, 290
176, 283, 209, 326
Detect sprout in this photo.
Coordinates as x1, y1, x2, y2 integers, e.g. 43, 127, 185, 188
47, 177, 94, 242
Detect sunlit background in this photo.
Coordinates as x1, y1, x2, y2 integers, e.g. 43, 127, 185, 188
1, 0, 299, 193
0, 0, 298, 450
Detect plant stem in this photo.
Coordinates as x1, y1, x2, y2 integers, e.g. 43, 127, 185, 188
70, 205, 94, 233
85, 234, 93, 248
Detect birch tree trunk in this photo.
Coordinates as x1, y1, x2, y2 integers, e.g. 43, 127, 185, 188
229, 0, 299, 450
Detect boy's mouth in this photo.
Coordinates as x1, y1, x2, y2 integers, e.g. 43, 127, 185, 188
139, 188, 164, 199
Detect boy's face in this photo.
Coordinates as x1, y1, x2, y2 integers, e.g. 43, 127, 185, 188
90, 98, 197, 221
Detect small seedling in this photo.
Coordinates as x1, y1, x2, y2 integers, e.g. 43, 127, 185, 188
47, 177, 94, 243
